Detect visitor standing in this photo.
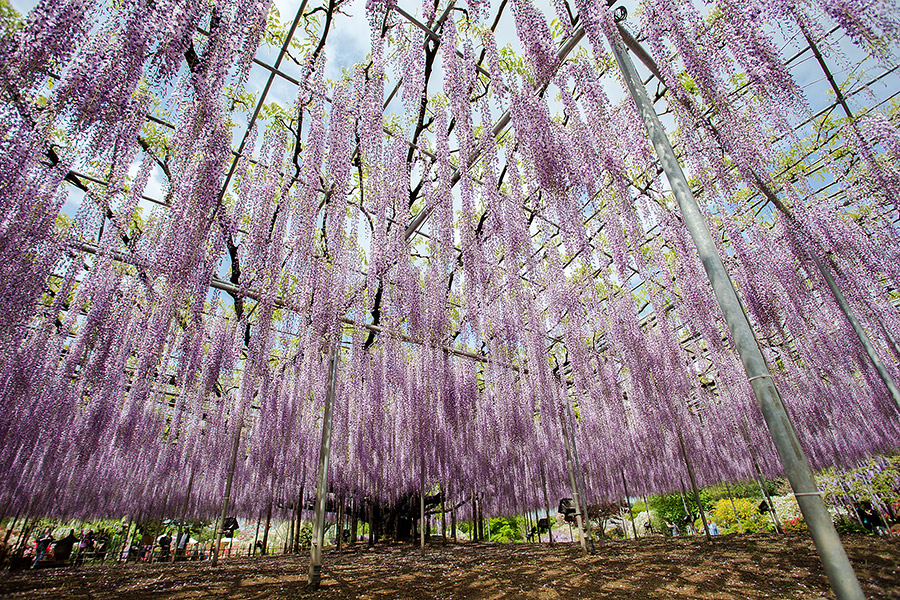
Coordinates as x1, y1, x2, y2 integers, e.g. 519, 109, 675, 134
158, 531, 172, 560
31, 530, 53, 568
75, 530, 95, 566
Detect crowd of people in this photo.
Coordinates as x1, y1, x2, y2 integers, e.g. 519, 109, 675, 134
665, 517, 720, 537
0, 524, 219, 569
0, 528, 104, 569
662, 499, 899, 537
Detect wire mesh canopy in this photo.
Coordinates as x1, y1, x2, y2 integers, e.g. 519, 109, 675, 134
0, 0, 899, 556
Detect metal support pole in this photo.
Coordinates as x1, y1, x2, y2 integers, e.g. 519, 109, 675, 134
294, 485, 304, 553
212, 412, 243, 567
473, 492, 480, 541
308, 337, 340, 589
336, 495, 345, 552
810, 252, 900, 414
367, 497, 375, 547
173, 470, 194, 563
562, 383, 596, 553
749, 452, 785, 535
756, 475, 783, 533
450, 482, 457, 541
472, 492, 479, 541
350, 499, 358, 546
616, 18, 900, 415
14, 517, 30, 556
150, 513, 164, 563
860, 474, 890, 530
725, 483, 745, 534
677, 431, 712, 542
622, 470, 639, 539
642, 495, 654, 534
879, 319, 900, 360
605, 18, 864, 599
119, 518, 134, 562
558, 388, 588, 555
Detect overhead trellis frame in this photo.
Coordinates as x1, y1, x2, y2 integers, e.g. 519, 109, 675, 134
1, 0, 899, 597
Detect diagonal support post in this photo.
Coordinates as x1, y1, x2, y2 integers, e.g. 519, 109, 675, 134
605, 15, 864, 600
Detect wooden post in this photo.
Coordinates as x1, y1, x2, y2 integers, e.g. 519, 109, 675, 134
308, 338, 340, 589
367, 498, 375, 547
252, 511, 262, 557
441, 486, 447, 545
420, 456, 426, 553
349, 499, 358, 547
294, 485, 304, 553
336, 495, 345, 552
450, 482, 457, 541
540, 467, 554, 544
261, 499, 272, 555
287, 511, 294, 554
14, 517, 31, 555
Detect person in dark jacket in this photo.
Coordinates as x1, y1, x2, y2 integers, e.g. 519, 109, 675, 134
857, 501, 887, 534
53, 530, 78, 562
32, 530, 54, 568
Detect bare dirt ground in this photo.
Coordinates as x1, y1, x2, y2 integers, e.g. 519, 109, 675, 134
1, 534, 898, 599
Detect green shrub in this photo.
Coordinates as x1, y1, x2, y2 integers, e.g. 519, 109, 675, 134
298, 523, 312, 548
703, 479, 777, 503
488, 517, 522, 542
648, 493, 696, 524
833, 517, 868, 535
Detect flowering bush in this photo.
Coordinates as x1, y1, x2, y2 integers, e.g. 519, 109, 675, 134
782, 517, 807, 533
710, 498, 774, 534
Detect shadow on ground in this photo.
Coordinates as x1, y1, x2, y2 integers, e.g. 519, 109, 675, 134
1, 534, 898, 599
